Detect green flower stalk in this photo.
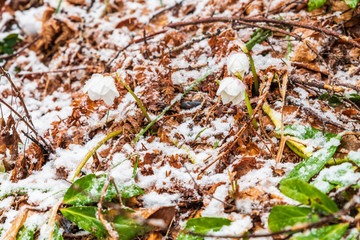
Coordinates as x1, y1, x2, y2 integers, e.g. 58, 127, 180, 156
116, 75, 152, 123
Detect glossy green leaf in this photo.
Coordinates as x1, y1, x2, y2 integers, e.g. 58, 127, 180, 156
176, 217, 232, 240
281, 134, 341, 183
343, 0, 359, 8
53, 222, 64, 240
63, 174, 144, 205
311, 162, 359, 193
60, 206, 107, 239
268, 206, 320, 232
16, 224, 36, 240
280, 179, 338, 213
308, 0, 327, 11
291, 223, 348, 240
113, 215, 152, 240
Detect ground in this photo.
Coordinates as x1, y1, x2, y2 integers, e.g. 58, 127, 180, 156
1, 0, 360, 239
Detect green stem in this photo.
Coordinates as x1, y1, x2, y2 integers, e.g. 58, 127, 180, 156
132, 71, 213, 145
55, 0, 62, 14
239, 44, 259, 95
244, 90, 258, 129
247, 53, 259, 95
117, 76, 152, 123
286, 35, 292, 61
235, 72, 258, 129
262, 102, 312, 159
71, 130, 122, 182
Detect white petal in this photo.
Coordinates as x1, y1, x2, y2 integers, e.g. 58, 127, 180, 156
216, 77, 236, 96
227, 52, 250, 77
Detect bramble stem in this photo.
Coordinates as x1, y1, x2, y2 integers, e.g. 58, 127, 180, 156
117, 76, 152, 123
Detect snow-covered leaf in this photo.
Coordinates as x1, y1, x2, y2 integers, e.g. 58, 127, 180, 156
311, 162, 359, 193
16, 224, 36, 240
281, 134, 341, 183
60, 206, 107, 239
63, 174, 144, 205
291, 223, 348, 240
268, 205, 320, 232
177, 217, 232, 240
280, 178, 338, 213
53, 222, 64, 240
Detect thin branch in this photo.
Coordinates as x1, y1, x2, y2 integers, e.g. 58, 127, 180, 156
0, 66, 34, 127
287, 96, 347, 130
0, 98, 54, 154
98, 178, 119, 240
167, 16, 360, 49
103, 30, 167, 73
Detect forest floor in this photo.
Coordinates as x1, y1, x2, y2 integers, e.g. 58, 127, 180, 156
1, 0, 360, 239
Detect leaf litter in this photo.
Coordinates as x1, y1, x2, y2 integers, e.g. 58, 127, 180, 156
1, 0, 360, 239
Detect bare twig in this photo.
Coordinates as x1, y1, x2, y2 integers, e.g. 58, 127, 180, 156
0, 98, 54, 154
167, 16, 360, 49
98, 178, 119, 240
198, 75, 272, 177
287, 96, 347, 130
0, 67, 34, 127
103, 30, 167, 73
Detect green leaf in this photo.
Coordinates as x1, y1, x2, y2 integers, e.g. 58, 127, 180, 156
53, 222, 64, 240
16, 224, 36, 240
113, 215, 152, 240
319, 93, 343, 107
281, 134, 341, 183
276, 124, 337, 141
311, 162, 359, 193
279, 179, 338, 213
177, 233, 201, 240
0, 33, 20, 55
118, 183, 144, 198
63, 174, 144, 205
63, 174, 115, 205
291, 223, 348, 240
348, 150, 360, 167
60, 206, 107, 239
268, 206, 320, 232
177, 217, 232, 240
308, 0, 327, 11
349, 93, 360, 106
343, 0, 359, 8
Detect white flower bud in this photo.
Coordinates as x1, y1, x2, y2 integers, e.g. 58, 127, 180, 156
216, 77, 246, 105
83, 74, 120, 105
227, 52, 250, 79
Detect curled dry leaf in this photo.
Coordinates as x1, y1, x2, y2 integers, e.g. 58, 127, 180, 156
3, 209, 28, 240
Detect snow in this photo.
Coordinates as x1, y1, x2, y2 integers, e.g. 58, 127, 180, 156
1, 0, 360, 238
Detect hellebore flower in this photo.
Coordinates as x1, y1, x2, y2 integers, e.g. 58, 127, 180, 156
84, 74, 119, 105
226, 52, 250, 79
216, 77, 246, 105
